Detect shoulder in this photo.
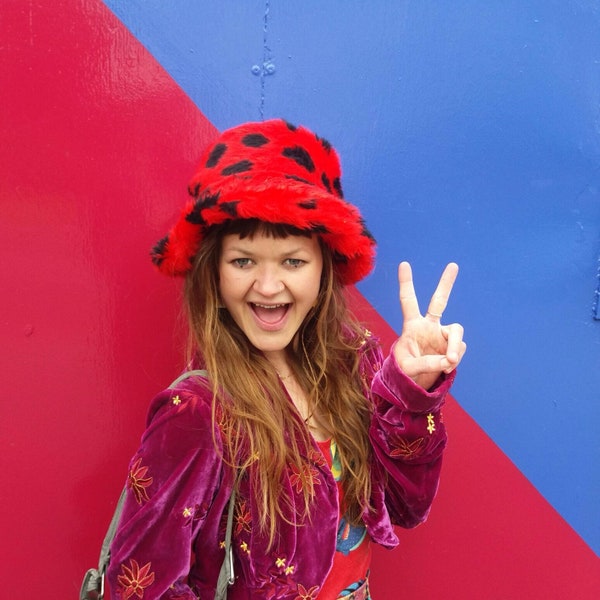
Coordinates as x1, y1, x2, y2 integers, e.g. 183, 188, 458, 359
142, 371, 217, 452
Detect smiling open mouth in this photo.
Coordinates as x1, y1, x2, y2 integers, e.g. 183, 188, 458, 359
250, 303, 290, 325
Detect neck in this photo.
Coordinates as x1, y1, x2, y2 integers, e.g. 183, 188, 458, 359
263, 350, 290, 379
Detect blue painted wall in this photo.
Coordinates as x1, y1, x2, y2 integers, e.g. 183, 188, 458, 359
103, 0, 600, 556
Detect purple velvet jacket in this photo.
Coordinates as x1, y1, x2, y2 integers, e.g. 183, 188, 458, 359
107, 342, 452, 599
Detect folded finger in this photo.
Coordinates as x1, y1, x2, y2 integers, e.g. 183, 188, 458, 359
398, 354, 450, 379
442, 322, 465, 363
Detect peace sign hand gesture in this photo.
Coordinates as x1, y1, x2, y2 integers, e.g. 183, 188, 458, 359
393, 262, 466, 391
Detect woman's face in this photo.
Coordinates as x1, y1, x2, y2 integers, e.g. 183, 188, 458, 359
219, 230, 323, 365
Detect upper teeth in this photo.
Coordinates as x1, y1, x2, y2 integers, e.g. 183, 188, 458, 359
254, 303, 286, 309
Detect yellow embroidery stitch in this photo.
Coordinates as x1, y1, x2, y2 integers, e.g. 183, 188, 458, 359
276, 557, 286, 568
426, 413, 436, 434
182, 507, 192, 518
172, 395, 181, 406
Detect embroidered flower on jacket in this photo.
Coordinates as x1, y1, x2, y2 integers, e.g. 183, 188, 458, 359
308, 448, 327, 469
289, 463, 321, 494
127, 458, 153, 504
235, 499, 252, 535
295, 583, 320, 599
117, 559, 155, 599
389, 436, 425, 459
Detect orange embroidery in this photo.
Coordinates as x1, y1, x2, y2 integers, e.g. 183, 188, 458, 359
128, 458, 153, 505
117, 559, 155, 599
289, 463, 320, 494
295, 583, 319, 599
390, 437, 425, 459
308, 448, 327, 469
235, 499, 252, 535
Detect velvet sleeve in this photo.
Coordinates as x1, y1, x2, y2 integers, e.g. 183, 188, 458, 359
368, 342, 453, 529
107, 385, 224, 600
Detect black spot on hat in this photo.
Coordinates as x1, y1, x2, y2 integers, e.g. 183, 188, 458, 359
360, 220, 376, 242
219, 201, 240, 217
185, 206, 203, 225
285, 174, 314, 186
310, 223, 329, 234
298, 199, 318, 210
202, 192, 220, 209
188, 182, 201, 198
206, 143, 227, 168
321, 172, 331, 192
282, 146, 315, 173
241, 133, 269, 147
151, 236, 168, 265
186, 193, 219, 225
284, 121, 297, 132
222, 160, 253, 176
317, 135, 332, 153
332, 177, 343, 198
332, 251, 349, 264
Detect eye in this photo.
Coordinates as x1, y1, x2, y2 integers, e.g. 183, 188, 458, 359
284, 258, 305, 268
231, 258, 253, 268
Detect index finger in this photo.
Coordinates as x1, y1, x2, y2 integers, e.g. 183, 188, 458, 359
398, 261, 421, 320
426, 262, 459, 319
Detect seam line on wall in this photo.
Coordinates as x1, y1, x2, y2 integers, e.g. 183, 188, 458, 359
260, 0, 271, 120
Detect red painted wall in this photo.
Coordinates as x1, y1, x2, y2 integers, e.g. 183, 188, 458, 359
1, 1, 216, 594
1, 2, 598, 598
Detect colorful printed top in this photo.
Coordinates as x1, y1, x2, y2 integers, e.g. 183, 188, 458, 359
315, 438, 371, 599
107, 339, 453, 599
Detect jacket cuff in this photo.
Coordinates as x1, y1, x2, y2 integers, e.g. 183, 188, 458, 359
372, 346, 456, 413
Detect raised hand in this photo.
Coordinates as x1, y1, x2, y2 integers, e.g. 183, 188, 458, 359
393, 261, 466, 390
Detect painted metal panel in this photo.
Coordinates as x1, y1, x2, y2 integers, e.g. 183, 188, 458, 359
1, 1, 217, 596
103, 0, 600, 557
1, 0, 599, 598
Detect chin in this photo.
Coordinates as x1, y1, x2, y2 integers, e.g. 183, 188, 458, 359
250, 335, 294, 355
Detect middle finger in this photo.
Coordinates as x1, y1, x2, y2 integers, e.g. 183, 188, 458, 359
426, 262, 459, 320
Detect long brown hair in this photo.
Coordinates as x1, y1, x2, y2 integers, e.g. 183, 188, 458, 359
184, 219, 373, 547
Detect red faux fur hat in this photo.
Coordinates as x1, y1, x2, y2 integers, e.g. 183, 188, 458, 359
151, 119, 376, 285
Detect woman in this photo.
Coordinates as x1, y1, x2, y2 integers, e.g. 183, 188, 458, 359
107, 119, 466, 599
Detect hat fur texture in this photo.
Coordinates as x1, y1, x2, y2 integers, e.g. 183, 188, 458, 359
151, 119, 376, 285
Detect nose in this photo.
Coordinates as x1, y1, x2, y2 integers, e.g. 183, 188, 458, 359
253, 265, 285, 296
